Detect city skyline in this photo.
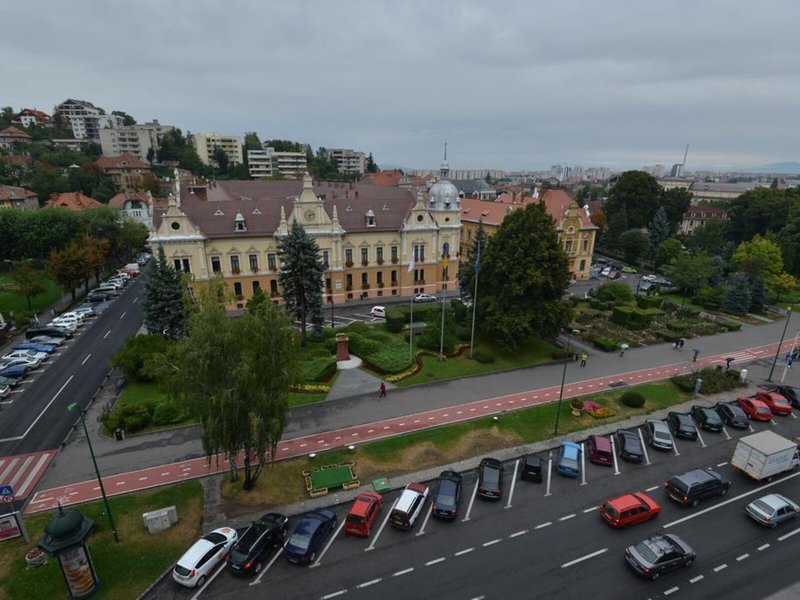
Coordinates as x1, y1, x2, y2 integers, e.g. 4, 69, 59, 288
2, 0, 799, 172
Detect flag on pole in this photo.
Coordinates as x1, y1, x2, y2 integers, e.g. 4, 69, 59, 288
442, 255, 448, 272
408, 249, 416, 273
474, 240, 481, 273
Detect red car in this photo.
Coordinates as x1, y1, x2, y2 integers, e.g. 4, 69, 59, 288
755, 391, 793, 416
599, 492, 661, 528
344, 492, 383, 537
737, 397, 773, 421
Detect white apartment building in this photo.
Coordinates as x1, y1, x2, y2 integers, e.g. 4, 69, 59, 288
99, 120, 175, 161
53, 98, 123, 140
328, 148, 366, 175
192, 132, 244, 167
247, 148, 308, 179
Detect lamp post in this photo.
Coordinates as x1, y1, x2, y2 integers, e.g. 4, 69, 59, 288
768, 306, 793, 382
780, 327, 800, 384
68, 402, 118, 542
329, 298, 335, 328
554, 329, 580, 436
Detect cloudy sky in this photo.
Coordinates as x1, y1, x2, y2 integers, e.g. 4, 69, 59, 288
2, 1, 799, 172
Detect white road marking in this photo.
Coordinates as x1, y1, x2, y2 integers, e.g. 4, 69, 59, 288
81, 353, 91, 365
310, 519, 345, 567
637, 428, 652, 464
454, 547, 474, 557
483, 539, 501, 547
366, 498, 397, 551
190, 560, 227, 599
610, 434, 621, 475
119, 311, 126, 319
713, 564, 727, 572
583, 506, 598, 513
545, 452, 553, 497
757, 543, 771, 551
580, 442, 587, 486
778, 527, 800, 542
695, 427, 707, 448
0, 375, 73, 443
462, 479, 479, 522
671, 433, 680, 457
722, 426, 732, 440
689, 575, 705, 583
736, 553, 749, 561
132, 296, 139, 303
393, 567, 414, 576
716, 461, 728, 467
509, 529, 528, 538
250, 548, 283, 586
560, 548, 608, 568
356, 578, 382, 589
664, 587, 679, 596
535, 522, 552, 529
103, 330, 111, 339
321, 591, 347, 599
505, 459, 519, 509
558, 513, 576, 522
646, 485, 659, 492
416, 503, 434, 536
425, 558, 445, 567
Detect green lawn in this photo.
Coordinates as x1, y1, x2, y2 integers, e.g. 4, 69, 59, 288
288, 391, 328, 407
103, 381, 194, 436
0, 481, 203, 600
0, 273, 63, 315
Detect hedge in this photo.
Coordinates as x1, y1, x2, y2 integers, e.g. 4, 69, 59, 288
385, 308, 406, 333
620, 391, 645, 408
671, 367, 747, 394
718, 319, 742, 332
592, 336, 618, 352
636, 296, 663, 310
472, 349, 495, 363
655, 329, 682, 342
301, 356, 337, 381
610, 306, 656, 330
666, 320, 688, 332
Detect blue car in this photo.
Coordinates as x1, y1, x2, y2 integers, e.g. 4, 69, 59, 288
284, 508, 337, 565
13, 342, 56, 354
558, 441, 581, 478
0, 364, 31, 380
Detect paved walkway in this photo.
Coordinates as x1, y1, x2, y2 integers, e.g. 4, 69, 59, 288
326, 364, 393, 401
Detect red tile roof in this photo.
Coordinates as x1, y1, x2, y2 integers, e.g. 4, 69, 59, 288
44, 192, 102, 211
95, 153, 150, 171
540, 189, 597, 229
0, 126, 32, 140
463, 189, 597, 230
0, 185, 37, 201
108, 191, 154, 210
684, 206, 729, 219
461, 198, 521, 226
13, 109, 51, 123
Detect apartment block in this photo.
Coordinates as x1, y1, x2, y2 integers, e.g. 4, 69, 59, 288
100, 120, 175, 161
53, 98, 122, 140
247, 148, 308, 179
328, 148, 366, 175
192, 132, 243, 167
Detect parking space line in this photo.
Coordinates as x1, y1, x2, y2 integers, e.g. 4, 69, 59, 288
689, 575, 705, 583
791, 412, 798, 420
646, 485, 659, 492
310, 518, 345, 568
722, 426, 732, 440
416, 503, 434, 536
671, 434, 681, 457
771, 419, 777, 427
190, 561, 226, 599
367, 498, 397, 551
580, 442, 587, 486
505, 459, 519, 509
716, 461, 727, 467
610, 434, 621, 475
462, 480, 480, 522
250, 548, 283, 586
637, 428, 651, 465
695, 428, 707, 448
544, 452, 553, 497
777, 527, 800, 542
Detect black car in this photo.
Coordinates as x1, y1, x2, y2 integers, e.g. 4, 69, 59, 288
432, 470, 463, 519
477, 458, 503, 500
25, 326, 71, 340
0, 375, 21, 388
625, 534, 695, 580
86, 292, 112, 303
615, 429, 644, 463
664, 468, 730, 507
227, 513, 288, 576
775, 385, 800, 408
690, 405, 723, 433
667, 411, 698, 440
714, 402, 749, 429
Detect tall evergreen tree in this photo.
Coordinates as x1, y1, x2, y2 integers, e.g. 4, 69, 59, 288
648, 206, 670, 257
603, 204, 628, 250
366, 152, 379, 173
749, 276, 766, 314
142, 246, 186, 339
458, 220, 488, 300
278, 220, 325, 345
722, 272, 752, 316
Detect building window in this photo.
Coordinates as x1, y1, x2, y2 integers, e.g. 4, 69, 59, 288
230, 255, 241, 274
252, 281, 260, 293
211, 256, 221, 273
377, 271, 383, 285
248, 254, 258, 271
346, 273, 353, 290
361, 273, 368, 286
361, 248, 368, 265
267, 253, 276, 270
413, 244, 425, 262
325, 277, 331, 291
270, 280, 278, 295
391, 270, 397, 284
322, 250, 329, 267
173, 258, 191, 273
579, 259, 586, 271
414, 268, 424, 282
565, 240, 573, 253
391, 245, 398, 263
234, 282, 243, 298
582, 239, 589, 252
468, 229, 472, 240
173, 259, 181, 271
376, 246, 384, 263
345, 248, 353, 266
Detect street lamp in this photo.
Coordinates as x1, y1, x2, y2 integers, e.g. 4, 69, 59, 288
329, 298, 335, 328
780, 327, 800, 384
67, 402, 119, 542
768, 307, 793, 382
554, 329, 580, 436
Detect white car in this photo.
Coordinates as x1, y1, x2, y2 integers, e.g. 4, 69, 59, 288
2, 349, 48, 364
59, 311, 86, 323
94, 285, 119, 297
413, 293, 438, 303
746, 494, 800, 527
74, 307, 96, 318
0, 383, 9, 399
49, 319, 77, 332
601, 267, 612, 277
370, 306, 386, 318
173, 527, 238, 588
102, 279, 124, 290
29, 335, 65, 347
642, 274, 658, 282
0, 356, 40, 370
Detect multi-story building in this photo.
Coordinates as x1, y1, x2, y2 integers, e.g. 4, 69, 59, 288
12, 109, 51, 127
95, 154, 152, 192
99, 120, 175, 161
247, 148, 308, 179
191, 132, 243, 167
327, 148, 366, 175
109, 191, 164, 230
53, 99, 122, 140
149, 165, 461, 310
687, 181, 757, 203
680, 206, 730, 234
0, 185, 39, 211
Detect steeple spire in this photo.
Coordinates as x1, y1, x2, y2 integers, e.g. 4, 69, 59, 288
440, 142, 450, 180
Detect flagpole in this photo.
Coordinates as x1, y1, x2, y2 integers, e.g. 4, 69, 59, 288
439, 284, 446, 362
408, 251, 416, 361
469, 241, 480, 359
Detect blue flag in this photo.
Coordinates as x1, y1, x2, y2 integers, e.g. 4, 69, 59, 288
474, 240, 481, 274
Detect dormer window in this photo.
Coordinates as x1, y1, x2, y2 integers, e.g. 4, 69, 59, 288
234, 212, 246, 231
365, 209, 376, 227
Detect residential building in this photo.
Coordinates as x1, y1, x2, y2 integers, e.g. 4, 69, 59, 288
362, 169, 428, 188
50, 138, 96, 151
680, 206, 730, 235
95, 153, 152, 191
414, 168, 506, 180
657, 177, 693, 191
688, 181, 757, 203
247, 148, 307, 179
149, 168, 461, 310
192, 132, 243, 167
0, 185, 39, 211
99, 120, 175, 161
53, 99, 122, 140
12, 109, 51, 127
44, 192, 102, 211
0, 126, 32, 148
327, 148, 366, 175
109, 191, 165, 230
451, 179, 496, 200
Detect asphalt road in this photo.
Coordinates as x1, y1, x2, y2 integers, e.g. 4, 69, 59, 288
147, 404, 800, 600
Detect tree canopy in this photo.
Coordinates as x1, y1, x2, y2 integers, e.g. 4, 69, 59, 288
731, 234, 783, 285
604, 171, 661, 230
278, 220, 325, 345
142, 247, 187, 339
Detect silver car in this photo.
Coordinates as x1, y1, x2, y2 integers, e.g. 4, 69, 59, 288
746, 494, 800, 528
644, 419, 674, 451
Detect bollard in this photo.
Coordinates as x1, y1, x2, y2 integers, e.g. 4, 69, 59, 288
740, 368, 748, 382
693, 378, 703, 395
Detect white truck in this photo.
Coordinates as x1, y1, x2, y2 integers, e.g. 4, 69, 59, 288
731, 430, 800, 482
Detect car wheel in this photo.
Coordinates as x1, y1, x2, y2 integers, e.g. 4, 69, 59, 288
195, 575, 206, 588
651, 572, 660, 580
684, 558, 694, 567
691, 498, 699, 508
254, 561, 263, 574
310, 552, 316, 563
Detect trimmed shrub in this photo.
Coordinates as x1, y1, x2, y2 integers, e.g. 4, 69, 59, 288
610, 306, 634, 327
152, 402, 182, 426
551, 348, 574, 360
105, 403, 154, 433
112, 334, 173, 382
592, 336, 618, 352
385, 308, 406, 333
676, 305, 701, 318
620, 391, 645, 408
301, 356, 337, 381
368, 347, 413, 373
610, 306, 655, 330
655, 329, 682, 342
671, 367, 747, 394
719, 319, 742, 332
636, 295, 663, 309
595, 282, 634, 303
666, 320, 688, 332
472, 349, 495, 363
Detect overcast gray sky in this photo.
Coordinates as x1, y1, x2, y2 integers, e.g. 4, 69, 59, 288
2, 1, 799, 172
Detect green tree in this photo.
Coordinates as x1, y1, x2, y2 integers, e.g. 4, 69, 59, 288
602, 204, 628, 250
246, 286, 269, 313
648, 207, 670, 257
156, 129, 187, 163
722, 273, 752, 316
82, 234, 110, 289
669, 252, 713, 297
146, 146, 155, 165
142, 246, 187, 339
278, 220, 325, 345
605, 171, 661, 230
111, 110, 136, 126
366, 152, 379, 173
48, 241, 87, 300
111, 334, 172, 381
619, 229, 649, 265
120, 219, 149, 260
0, 106, 13, 128
727, 187, 797, 243
730, 234, 783, 286
478, 203, 571, 348
654, 238, 683, 271
8, 259, 45, 311
749, 276, 766, 314
243, 132, 262, 153
771, 272, 797, 303
685, 219, 730, 256
211, 146, 230, 175
458, 220, 488, 300
658, 187, 693, 233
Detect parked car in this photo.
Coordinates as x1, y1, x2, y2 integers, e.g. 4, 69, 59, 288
737, 397, 773, 421
557, 442, 581, 477
26, 326, 71, 339
86, 292, 112, 303
227, 513, 288, 576
389, 482, 429, 530
28, 335, 65, 347
48, 320, 77, 333
344, 493, 383, 536
745, 493, 800, 528
173, 527, 238, 588
477, 457, 504, 498
284, 508, 337, 564
2, 349, 48, 364
1, 365, 34, 380
667, 411, 698, 440
73, 306, 96, 318
432, 470, 463, 520
664, 468, 730, 507
0, 383, 9, 399
774, 385, 800, 408
413, 293, 437, 303
0, 356, 40, 370
625, 534, 695, 580
615, 429, 644, 463
621, 266, 637, 273
644, 419, 674, 451
715, 402, 749, 429
586, 434, 613, 467
101, 279, 124, 290
690, 405, 723, 432
754, 391, 793, 416
519, 454, 543, 483
642, 274, 658, 282
599, 492, 660, 528
13, 342, 56, 354
0, 375, 21, 388
94, 285, 119, 297
59, 310, 86, 323
369, 306, 386, 318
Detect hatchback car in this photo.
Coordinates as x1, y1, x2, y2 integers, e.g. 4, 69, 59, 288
227, 513, 288, 576
344, 492, 383, 536
432, 470, 463, 520
664, 468, 730, 507
775, 385, 800, 408
369, 306, 386, 318
586, 435, 613, 467
389, 482, 429, 530
73, 307, 96, 318
413, 293, 437, 303
621, 266, 637, 273
745, 493, 800, 528
26, 326, 71, 339
0, 375, 21, 388
173, 527, 238, 588
625, 534, 695, 580
615, 429, 644, 463
599, 492, 660, 528
644, 419, 674, 451
667, 411, 698, 440
49, 319, 77, 332
0, 356, 40, 370
557, 442, 581, 477
690, 405, 723, 432
13, 342, 56, 354
754, 391, 793, 416
2, 349, 47, 364
477, 457, 504, 498
715, 402, 749, 429
284, 508, 337, 564
738, 397, 772, 421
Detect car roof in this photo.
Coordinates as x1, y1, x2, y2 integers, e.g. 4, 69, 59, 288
396, 483, 427, 511
608, 493, 647, 511
349, 495, 378, 517
757, 494, 791, 511
561, 442, 580, 457
439, 470, 463, 482
673, 468, 719, 485
617, 428, 638, 439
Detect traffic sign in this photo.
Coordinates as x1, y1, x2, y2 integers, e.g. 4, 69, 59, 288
1, 495, 13, 503
0, 485, 13, 497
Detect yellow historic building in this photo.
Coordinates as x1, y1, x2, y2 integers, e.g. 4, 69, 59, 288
150, 167, 461, 308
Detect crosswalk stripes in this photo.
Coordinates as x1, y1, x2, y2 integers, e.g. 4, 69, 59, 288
0, 451, 55, 500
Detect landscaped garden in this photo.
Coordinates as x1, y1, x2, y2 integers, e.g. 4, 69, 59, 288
0, 272, 62, 323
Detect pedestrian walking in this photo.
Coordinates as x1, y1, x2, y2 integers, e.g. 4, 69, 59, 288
580, 353, 588, 367
679, 338, 685, 351
619, 347, 625, 357
725, 357, 734, 370
673, 341, 679, 351
379, 382, 386, 398
692, 348, 700, 362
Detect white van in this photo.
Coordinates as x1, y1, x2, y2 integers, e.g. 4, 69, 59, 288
95, 285, 119, 297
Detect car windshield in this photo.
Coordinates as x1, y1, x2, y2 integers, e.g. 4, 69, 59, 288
633, 542, 658, 563
174, 564, 192, 576
229, 547, 249, 562
437, 480, 457, 504
204, 532, 226, 544
757, 406, 771, 414
288, 532, 310, 549
347, 514, 365, 524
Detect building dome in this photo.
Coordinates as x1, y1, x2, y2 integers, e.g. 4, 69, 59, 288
428, 179, 459, 209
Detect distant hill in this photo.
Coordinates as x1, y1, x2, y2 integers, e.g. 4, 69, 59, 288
748, 162, 800, 174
